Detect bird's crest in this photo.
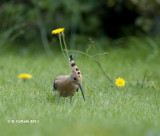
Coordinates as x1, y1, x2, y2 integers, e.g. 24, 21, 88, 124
69, 55, 82, 83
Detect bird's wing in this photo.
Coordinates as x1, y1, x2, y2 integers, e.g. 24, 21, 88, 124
53, 75, 69, 91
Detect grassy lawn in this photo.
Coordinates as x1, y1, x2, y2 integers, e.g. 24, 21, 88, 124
0, 44, 160, 136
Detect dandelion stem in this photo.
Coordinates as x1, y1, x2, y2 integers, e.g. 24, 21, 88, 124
62, 32, 69, 60
58, 34, 68, 62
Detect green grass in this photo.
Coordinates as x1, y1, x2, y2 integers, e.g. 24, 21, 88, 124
0, 44, 160, 136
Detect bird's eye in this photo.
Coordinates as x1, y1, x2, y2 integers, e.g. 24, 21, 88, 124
74, 77, 77, 80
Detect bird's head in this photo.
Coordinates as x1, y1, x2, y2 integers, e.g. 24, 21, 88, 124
69, 55, 85, 101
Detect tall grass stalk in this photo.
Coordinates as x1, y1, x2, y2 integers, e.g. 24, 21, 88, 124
67, 49, 114, 84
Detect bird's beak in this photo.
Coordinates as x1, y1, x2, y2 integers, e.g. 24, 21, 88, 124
78, 84, 85, 101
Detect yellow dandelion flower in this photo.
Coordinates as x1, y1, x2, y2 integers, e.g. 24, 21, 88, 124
51, 28, 64, 34
18, 73, 32, 80
115, 77, 125, 87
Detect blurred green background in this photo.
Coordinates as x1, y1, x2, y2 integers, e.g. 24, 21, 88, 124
1, 0, 160, 52
1, 1, 160, 136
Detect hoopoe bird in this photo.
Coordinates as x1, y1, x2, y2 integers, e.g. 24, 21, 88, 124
53, 55, 85, 102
